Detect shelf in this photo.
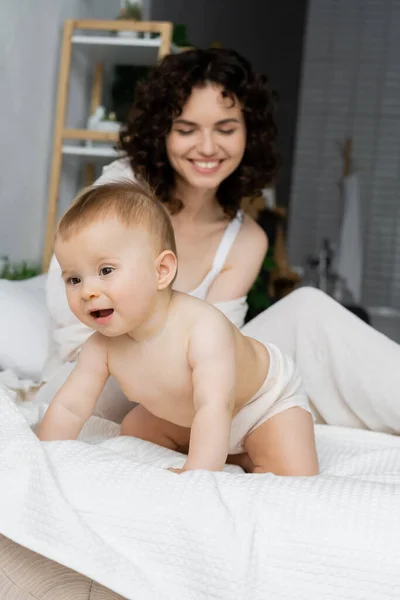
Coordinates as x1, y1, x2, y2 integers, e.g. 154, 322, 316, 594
62, 145, 122, 159
71, 33, 180, 66
43, 19, 176, 272
63, 128, 119, 142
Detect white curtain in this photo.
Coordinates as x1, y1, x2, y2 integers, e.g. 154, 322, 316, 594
337, 173, 363, 303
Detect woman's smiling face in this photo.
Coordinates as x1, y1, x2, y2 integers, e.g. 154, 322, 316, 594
166, 83, 246, 192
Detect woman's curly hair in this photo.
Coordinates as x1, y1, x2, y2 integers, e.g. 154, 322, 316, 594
119, 47, 281, 217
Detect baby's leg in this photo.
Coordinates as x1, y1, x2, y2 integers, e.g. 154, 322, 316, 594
244, 407, 319, 475
226, 453, 254, 473
120, 405, 191, 451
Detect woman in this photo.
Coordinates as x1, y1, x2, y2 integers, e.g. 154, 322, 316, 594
48, 48, 277, 330
41, 48, 400, 432
42, 48, 275, 414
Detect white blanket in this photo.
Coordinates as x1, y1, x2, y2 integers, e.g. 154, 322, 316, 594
1, 383, 400, 600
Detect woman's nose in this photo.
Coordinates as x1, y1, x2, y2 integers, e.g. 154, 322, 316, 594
197, 132, 217, 156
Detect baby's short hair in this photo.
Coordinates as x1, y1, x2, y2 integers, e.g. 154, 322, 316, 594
57, 180, 176, 255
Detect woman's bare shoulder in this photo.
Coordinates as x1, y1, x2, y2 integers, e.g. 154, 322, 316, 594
234, 212, 268, 258
205, 212, 268, 303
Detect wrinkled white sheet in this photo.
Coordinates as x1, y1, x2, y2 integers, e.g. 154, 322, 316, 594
0, 384, 399, 600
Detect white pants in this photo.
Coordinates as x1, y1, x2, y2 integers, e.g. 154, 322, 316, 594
35, 287, 400, 433
242, 288, 400, 433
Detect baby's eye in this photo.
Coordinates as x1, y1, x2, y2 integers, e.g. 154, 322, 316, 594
100, 266, 114, 276
67, 277, 81, 286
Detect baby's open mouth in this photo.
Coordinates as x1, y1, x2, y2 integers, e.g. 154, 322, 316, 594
90, 309, 114, 319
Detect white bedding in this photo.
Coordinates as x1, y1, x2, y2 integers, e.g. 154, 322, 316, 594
0, 383, 400, 600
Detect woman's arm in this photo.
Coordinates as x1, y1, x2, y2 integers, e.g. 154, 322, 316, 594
206, 214, 268, 304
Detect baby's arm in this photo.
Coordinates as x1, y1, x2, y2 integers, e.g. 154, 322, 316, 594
184, 314, 237, 472
37, 333, 109, 441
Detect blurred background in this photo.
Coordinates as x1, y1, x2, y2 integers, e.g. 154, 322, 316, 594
1, 0, 400, 340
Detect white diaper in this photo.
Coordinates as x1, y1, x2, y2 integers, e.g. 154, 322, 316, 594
229, 342, 313, 454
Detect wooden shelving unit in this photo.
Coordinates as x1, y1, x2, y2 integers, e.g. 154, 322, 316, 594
42, 18, 176, 271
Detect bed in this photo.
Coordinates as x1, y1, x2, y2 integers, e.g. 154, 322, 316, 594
0, 383, 399, 600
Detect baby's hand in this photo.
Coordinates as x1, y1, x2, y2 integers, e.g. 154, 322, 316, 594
167, 467, 184, 474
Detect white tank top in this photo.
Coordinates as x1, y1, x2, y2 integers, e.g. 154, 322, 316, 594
188, 210, 244, 300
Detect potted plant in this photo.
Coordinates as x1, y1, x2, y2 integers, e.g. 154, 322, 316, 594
117, 1, 143, 38
0, 257, 41, 280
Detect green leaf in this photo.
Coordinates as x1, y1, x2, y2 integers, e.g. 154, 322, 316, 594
0, 260, 41, 280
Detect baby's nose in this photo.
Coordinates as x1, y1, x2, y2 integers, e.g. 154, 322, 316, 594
81, 282, 100, 300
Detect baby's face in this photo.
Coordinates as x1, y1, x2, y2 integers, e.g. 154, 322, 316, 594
55, 219, 159, 337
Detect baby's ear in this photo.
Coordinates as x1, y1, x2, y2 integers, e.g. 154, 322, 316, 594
156, 250, 177, 290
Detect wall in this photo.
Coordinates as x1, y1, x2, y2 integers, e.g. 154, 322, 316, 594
151, 0, 308, 207
288, 0, 400, 308
1, 0, 306, 264
0, 0, 121, 264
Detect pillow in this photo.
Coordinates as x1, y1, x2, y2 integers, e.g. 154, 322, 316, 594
0, 275, 51, 380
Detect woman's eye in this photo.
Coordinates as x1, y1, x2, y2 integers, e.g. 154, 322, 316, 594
67, 277, 81, 286
176, 129, 194, 136
218, 129, 235, 135
100, 267, 114, 276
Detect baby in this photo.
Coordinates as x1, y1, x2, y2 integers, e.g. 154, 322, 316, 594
38, 182, 319, 476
